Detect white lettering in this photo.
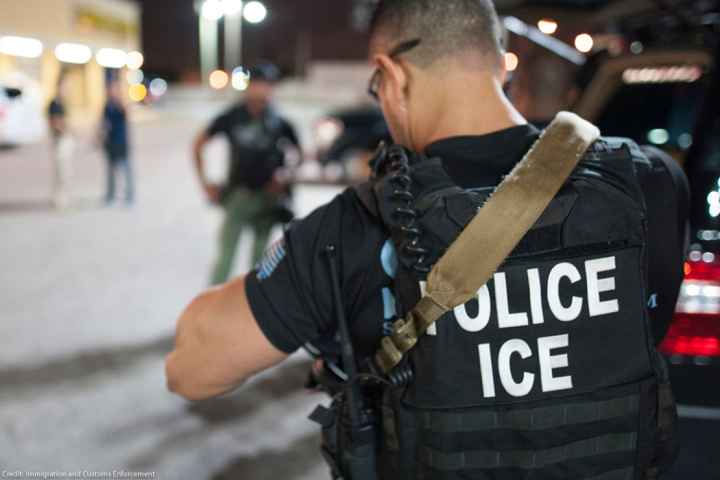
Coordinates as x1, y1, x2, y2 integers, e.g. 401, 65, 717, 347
478, 343, 496, 398
455, 285, 491, 332
547, 263, 583, 321
494, 273, 530, 328
586, 257, 620, 317
527, 268, 545, 325
498, 339, 535, 397
538, 334, 573, 392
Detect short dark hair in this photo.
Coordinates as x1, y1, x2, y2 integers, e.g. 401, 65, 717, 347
370, 0, 504, 68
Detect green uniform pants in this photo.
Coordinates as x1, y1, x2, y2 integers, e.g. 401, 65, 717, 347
210, 188, 277, 285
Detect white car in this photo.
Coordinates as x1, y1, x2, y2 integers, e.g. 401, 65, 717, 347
0, 73, 46, 146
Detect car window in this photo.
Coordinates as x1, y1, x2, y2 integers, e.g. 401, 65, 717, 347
595, 77, 708, 156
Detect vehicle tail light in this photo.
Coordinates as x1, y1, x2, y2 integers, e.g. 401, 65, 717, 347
660, 252, 720, 357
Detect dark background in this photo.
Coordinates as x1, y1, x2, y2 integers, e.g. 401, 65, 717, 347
137, 0, 369, 80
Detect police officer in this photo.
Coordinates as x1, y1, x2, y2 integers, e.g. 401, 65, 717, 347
167, 2, 689, 479
193, 63, 300, 285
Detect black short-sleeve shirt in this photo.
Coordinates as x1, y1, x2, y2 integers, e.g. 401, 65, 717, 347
207, 103, 300, 191
246, 125, 689, 355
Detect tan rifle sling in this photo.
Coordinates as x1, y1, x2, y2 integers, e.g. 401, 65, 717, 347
375, 112, 601, 374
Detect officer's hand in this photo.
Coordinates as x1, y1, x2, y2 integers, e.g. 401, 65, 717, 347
203, 184, 222, 205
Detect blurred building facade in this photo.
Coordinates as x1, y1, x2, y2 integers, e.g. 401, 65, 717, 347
0, 0, 140, 120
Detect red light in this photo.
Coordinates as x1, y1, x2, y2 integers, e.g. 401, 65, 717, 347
684, 256, 720, 281
661, 255, 720, 357
660, 313, 720, 357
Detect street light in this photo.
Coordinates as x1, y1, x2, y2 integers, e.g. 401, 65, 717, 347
537, 19, 558, 35
201, 0, 224, 21
198, 0, 267, 85
574, 33, 594, 53
243, 1, 268, 24
222, 0, 243, 15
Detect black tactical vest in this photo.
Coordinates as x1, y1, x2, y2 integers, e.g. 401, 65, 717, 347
354, 139, 678, 480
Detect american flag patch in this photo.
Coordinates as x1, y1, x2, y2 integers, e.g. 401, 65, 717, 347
256, 239, 287, 281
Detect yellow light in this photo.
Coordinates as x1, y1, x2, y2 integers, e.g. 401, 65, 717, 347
574, 34, 594, 53
537, 19, 558, 35
126, 51, 144, 70
209, 69, 229, 89
128, 83, 147, 102
504, 52, 519, 72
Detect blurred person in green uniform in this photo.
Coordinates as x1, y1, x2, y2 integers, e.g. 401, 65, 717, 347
193, 63, 301, 285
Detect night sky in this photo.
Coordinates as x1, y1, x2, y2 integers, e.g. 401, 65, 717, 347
137, 0, 369, 81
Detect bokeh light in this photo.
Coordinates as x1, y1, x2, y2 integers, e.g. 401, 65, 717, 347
128, 83, 148, 102
54, 43, 92, 64
126, 51, 144, 70
630, 41, 644, 55
149, 78, 168, 97
0, 36, 43, 58
574, 34, 594, 53
243, 1, 267, 24
96, 48, 128, 68
126, 69, 144, 85
504, 52, 519, 72
222, 0, 243, 16
537, 19, 558, 35
201, 0, 224, 21
231, 67, 251, 91
209, 70, 229, 89
647, 128, 669, 145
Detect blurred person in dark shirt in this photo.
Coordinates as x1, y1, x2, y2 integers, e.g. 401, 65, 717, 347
48, 75, 74, 209
193, 63, 301, 285
102, 80, 133, 205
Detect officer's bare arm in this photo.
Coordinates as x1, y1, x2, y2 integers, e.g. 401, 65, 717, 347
165, 276, 288, 401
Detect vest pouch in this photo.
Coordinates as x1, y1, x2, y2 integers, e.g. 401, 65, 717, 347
309, 401, 343, 479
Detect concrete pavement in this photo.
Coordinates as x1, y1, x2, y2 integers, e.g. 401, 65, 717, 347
0, 95, 336, 478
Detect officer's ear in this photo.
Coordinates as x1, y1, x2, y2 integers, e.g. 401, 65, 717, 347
374, 54, 409, 109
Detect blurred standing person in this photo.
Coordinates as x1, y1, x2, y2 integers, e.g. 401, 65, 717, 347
102, 80, 134, 205
48, 75, 73, 209
193, 63, 300, 285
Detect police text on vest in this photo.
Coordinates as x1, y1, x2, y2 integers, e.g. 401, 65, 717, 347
423, 256, 619, 398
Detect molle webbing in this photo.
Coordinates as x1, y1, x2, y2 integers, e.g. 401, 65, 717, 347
419, 433, 637, 471
419, 394, 640, 433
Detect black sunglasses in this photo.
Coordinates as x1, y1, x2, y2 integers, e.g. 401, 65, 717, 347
368, 38, 422, 101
